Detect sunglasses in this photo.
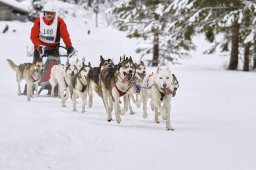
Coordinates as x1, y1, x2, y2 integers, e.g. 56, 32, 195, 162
45, 11, 55, 16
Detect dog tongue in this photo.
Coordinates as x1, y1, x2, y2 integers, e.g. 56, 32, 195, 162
122, 75, 129, 83
162, 87, 172, 95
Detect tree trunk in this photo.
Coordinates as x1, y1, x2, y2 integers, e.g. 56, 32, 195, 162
253, 41, 256, 70
228, 21, 239, 70
152, 31, 159, 66
243, 43, 250, 71
243, 9, 251, 72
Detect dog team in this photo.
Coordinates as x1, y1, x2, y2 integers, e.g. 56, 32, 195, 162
6, 55, 179, 131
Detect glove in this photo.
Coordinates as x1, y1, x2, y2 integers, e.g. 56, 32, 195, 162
67, 46, 76, 58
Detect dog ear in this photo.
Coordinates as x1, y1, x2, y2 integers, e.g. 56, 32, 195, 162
100, 55, 104, 62
141, 61, 144, 66
129, 56, 132, 61
156, 66, 160, 73
88, 62, 92, 68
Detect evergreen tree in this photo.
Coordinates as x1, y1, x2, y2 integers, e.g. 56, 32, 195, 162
112, 0, 194, 66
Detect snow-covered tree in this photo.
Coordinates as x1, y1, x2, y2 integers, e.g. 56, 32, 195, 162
171, 0, 256, 71
112, 0, 194, 66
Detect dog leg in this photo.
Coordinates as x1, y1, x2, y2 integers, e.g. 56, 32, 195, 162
108, 96, 113, 113
81, 93, 87, 113
60, 87, 66, 107
164, 102, 174, 131
72, 92, 77, 112
112, 91, 121, 124
154, 107, 160, 123
121, 94, 129, 115
130, 93, 136, 104
152, 100, 167, 120
26, 83, 32, 102
128, 95, 134, 114
88, 86, 93, 108
34, 83, 39, 97
17, 78, 21, 96
141, 89, 148, 119
136, 93, 141, 108
102, 87, 112, 122
50, 82, 56, 97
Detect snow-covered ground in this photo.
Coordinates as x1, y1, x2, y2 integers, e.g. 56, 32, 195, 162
0, 10, 256, 170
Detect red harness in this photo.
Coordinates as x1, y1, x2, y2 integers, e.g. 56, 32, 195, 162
114, 83, 131, 97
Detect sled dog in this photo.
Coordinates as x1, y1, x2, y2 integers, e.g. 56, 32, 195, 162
6, 59, 44, 101
71, 61, 91, 112
49, 60, 78, 107
127, 61, 146, 114
101, 56, 136, 123
141, 66, 179, 130
88, 55, 115, 109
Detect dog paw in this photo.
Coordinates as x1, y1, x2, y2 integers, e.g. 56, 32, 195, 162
116, 117, 121, 124
143, 113, 148, 119
166, 127, 175, 131
130, 111, 135, 114
107, 115, 112, 122
155, 119, 160, 123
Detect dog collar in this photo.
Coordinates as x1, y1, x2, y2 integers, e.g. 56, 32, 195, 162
31, 75, 40, 82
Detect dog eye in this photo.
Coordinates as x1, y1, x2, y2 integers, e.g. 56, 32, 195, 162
159, 77, 163, 79
166, 77, 169, 79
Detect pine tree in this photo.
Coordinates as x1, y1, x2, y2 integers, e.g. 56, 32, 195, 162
112, 0, 194, 66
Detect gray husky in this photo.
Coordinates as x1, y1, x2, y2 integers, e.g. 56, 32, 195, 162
7, 59, 44, 101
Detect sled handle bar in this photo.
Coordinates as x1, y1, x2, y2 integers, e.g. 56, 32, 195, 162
39, 45, 77, 58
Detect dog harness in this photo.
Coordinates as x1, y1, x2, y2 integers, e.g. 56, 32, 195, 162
31, 75, 40, 82
114, 83, 131, 97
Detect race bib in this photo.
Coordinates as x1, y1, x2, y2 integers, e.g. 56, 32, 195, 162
39, 13, 58, 44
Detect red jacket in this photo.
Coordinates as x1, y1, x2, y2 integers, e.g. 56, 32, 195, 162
30, 16, 72, 50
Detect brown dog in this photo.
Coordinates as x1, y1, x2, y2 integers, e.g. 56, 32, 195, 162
7, 59, 44, 101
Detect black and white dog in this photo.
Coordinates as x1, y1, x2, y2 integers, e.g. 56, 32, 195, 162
49, 61, 78, 107
127, 61, 146, 114
101, 56, 136, 123
71, 61, 91, 112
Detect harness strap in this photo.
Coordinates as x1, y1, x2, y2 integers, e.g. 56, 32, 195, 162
114, 83, 131, 97
31, 75, 40, 82
78, 76, 87, 93
160, 91, 165, 101
146, 73, 154, 87
64, 77, 69, 88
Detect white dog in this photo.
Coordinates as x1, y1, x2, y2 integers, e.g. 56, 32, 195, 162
49, 61, 78, 107
71, 61, 91, 112
141, 66, 179, 130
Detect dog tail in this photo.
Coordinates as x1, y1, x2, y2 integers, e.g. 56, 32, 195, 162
6, 59, 17, 71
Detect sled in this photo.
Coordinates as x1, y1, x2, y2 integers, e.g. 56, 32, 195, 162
38, 45, 76, 95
